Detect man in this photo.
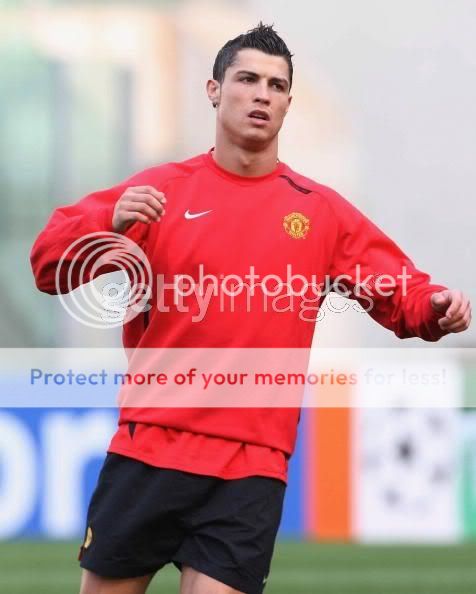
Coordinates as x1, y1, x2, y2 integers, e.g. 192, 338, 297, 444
31, 23, 471, 594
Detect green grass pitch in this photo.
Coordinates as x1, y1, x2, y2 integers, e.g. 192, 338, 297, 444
1, 540, 476, 593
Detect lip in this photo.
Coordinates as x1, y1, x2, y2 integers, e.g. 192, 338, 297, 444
248, 109, 271, 123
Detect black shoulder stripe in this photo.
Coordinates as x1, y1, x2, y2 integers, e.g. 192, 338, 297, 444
279, 174, 313, 195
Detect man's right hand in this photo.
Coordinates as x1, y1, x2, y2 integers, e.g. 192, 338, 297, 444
112, 186, 166, 233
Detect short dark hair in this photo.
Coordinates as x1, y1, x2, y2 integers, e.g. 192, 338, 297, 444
213, 22, 294, 90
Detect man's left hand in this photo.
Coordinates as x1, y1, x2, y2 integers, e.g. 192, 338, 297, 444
430, 289, 472, 333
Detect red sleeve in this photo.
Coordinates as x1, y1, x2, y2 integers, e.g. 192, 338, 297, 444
324, 188, 448, 342
30, 169, 157, 294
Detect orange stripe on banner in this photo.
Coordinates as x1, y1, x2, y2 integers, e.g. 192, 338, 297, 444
307, 390, 352, 540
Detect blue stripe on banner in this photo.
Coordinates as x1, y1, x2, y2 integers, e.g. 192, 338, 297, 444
278, 410, 305, 537
0, 406, 306, 538
0, 408, 117, 538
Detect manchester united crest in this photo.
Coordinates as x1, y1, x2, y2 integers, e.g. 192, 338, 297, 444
283, 212, 310, 239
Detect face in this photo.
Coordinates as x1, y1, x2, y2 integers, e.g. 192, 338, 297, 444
207, 48, 292, 150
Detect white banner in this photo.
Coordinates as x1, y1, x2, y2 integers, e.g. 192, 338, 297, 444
352, 361, 463, 542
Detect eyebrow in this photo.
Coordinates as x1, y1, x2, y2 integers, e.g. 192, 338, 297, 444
235, 70, 289, 90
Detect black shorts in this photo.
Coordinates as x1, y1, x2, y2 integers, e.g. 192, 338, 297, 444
79, 453, 286, 594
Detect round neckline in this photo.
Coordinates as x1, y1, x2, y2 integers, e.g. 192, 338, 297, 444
203, 148, 285, 185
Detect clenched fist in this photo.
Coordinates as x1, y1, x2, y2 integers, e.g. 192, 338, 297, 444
112, 186, 166, 233
431, 289, 472, 333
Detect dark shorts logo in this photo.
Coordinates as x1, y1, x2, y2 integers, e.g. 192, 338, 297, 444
83, 526, 93, 549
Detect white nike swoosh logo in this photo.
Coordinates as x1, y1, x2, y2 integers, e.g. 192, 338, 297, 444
184, 209, 213, 220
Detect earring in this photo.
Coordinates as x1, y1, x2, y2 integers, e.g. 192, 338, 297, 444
212, 102, 218, 108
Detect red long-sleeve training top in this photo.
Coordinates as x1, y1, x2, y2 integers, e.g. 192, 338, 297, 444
31, 150, 447, 482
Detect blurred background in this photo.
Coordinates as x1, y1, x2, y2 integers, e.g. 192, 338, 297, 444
1, 0, 476, 592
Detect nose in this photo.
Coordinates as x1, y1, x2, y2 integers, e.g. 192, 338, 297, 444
253, 80, 271, 105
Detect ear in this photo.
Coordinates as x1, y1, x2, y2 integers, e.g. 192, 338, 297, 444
206, 79, 221, 108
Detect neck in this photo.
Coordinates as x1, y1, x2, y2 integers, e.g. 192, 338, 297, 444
212, 136, 279, 177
